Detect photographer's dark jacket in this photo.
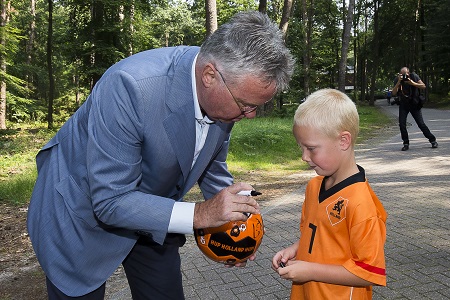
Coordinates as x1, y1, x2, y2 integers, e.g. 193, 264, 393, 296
393, 73, 421, 107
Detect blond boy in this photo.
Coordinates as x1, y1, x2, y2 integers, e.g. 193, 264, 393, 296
272, 89, 387, 299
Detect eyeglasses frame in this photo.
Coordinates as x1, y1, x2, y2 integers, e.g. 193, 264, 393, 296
215, 68, 261, 115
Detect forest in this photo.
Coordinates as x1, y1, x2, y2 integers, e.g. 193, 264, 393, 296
0, 0, 449, 130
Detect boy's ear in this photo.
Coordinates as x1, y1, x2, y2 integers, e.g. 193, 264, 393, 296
339, 131, 352, 150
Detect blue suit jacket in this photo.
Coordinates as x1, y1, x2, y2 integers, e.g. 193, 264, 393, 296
27, 46, 234, 296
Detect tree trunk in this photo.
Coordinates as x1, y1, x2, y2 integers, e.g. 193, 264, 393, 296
90, 1, 104, 88
418, 0, 426, 97
368, 0, 379, 106
47, 0, 54, 129
205, 0, 217, 37
269, 0, 294, 115
258, 0, 267, 13
128, 3, 135, 56
0, 0, 9, 130
279, 0, 293, 40
302, 0, 313, 96
359, 3, 368, 102
26, 0, 36, 88
352, 1, 361, 103
412, 0, 421, 69
338, 0, 355, 92
119, 3, 135, 57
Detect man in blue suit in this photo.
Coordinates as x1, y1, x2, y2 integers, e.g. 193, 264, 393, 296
27, 11, 294, 299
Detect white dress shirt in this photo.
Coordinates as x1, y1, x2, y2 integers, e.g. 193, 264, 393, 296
168, 54, 212, 235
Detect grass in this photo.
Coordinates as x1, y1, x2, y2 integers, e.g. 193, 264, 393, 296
0, 124, 56, 206
357, 105, 395, 140
428, 93, 450, 109
0, 105, 394, 207
227, 104, 394, 175
227, 117, 305, 174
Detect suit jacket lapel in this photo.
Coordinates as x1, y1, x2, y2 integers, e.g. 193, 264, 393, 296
163, 48, 198, 182
161, 47, 229, 195
163, 107, 195, 182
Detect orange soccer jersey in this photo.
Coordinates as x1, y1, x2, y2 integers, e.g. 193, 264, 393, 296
291, 166, 387, 300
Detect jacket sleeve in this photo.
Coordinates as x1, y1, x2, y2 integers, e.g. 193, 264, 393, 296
87, 70, 174, 244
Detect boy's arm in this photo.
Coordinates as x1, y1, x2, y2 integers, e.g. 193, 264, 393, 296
278, 260, 372, 287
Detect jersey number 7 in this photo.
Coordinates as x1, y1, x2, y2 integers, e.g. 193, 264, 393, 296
308, 223, 317, 254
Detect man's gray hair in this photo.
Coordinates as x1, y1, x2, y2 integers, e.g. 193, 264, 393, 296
198, 11, 295, 92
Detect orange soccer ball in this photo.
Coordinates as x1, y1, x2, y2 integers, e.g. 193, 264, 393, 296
194, 214, 264, 264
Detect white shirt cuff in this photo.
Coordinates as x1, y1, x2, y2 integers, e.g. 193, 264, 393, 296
168, 201, 195, 234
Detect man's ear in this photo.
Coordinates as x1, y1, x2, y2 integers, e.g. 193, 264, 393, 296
201, 63, 217, 88
339, 131, 352, 150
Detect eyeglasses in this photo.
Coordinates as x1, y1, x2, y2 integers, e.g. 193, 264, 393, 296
215, 68, 260, 115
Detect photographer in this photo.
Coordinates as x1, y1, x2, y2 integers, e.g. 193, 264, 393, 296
392, 67, 438, 151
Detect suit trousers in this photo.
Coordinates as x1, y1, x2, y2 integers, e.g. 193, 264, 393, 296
122, 236, 185, 299
46, 236, 184, 299
46, 277, 106, 299
398, 102, 436, 145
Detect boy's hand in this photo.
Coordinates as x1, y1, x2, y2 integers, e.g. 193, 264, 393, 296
271, 242, 299, 271
276, 260, 312, 283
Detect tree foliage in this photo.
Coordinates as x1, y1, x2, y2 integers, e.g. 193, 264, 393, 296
0, 0, 449, 128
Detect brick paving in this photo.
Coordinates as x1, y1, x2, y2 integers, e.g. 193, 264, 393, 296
107, 100, 450, 299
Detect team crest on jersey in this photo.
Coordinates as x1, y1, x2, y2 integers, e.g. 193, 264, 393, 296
326, 196, 348, 226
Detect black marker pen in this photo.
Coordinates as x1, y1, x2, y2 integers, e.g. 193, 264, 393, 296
238, 190, 261, 217
237, 190, 262, 196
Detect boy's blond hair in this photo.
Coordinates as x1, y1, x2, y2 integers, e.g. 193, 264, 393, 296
294, 89, 359, 146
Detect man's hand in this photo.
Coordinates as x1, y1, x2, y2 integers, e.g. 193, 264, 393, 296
223, 254, 256, 268
193, 182, 260, 229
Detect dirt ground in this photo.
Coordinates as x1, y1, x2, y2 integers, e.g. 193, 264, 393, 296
0, 171, 305, 299
0, 203, 47, 299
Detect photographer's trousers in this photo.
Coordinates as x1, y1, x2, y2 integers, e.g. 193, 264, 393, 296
399, 102, 436, 145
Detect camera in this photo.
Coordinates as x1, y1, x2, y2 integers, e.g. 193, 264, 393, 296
402, 73, 409, 81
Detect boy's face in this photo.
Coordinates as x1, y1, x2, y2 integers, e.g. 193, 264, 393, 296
293, 124, 343, 177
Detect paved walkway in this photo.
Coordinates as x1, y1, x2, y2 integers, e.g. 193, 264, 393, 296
108, 100, 450, 299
